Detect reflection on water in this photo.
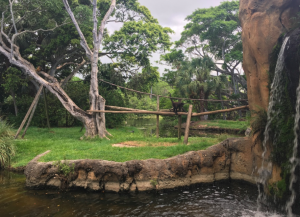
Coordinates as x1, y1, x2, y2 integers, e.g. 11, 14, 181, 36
124, 118, 242, 139
0, 171, 283, 217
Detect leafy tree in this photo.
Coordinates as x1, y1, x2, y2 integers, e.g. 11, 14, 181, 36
0, 0, 172, 138
127, 66, 160, 95
176, 1, 246, 94
160, 49, 184, 88
176, 57, 219, 119
1, 67, 28, 116
152, 80, 172, 97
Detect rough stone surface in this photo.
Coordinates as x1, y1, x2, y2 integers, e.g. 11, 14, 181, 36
24, 137, 281, 192
239, 0, 300, 111
284, 28, 300, 106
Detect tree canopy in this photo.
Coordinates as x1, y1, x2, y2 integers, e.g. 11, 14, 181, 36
175, 1, 245, 94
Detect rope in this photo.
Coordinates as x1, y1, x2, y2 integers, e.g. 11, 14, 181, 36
66, 78, 248, 102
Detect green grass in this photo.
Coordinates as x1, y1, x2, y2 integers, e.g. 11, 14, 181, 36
199, 120, 248, 130
11, 127, 238, 167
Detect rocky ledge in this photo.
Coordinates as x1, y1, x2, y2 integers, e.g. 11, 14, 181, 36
24, 137, 277, 192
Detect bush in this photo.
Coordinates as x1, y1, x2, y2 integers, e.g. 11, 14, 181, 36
0, 118, 15, 168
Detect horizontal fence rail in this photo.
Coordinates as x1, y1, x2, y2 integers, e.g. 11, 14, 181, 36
88, 105, 249, 117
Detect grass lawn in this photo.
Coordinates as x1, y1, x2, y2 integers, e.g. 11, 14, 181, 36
198, 120, 248, 129
11, 126, 238, 167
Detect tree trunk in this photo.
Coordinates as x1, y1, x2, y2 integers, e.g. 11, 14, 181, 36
11, 90, 18, 116
1, 0, 116, 139
86, 58, 109, 138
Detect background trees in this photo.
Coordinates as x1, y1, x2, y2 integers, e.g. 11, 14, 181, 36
0, 0, 172, 137
176, 0, 244, 94
160, 0, 246, 120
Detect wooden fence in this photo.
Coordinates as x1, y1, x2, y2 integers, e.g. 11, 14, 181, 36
88, 105, 249, 144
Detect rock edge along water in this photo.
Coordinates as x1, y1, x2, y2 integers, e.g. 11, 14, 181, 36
24, 138, 282, 192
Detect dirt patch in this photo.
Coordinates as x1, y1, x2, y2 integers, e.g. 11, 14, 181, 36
112, 141, 178, 148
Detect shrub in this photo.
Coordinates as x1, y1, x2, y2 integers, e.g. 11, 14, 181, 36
0, 118, 15, 168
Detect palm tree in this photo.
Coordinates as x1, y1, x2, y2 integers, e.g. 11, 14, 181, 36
176, 56, 219, 120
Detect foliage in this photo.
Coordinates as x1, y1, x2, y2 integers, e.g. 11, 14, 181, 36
127, 95, 156, 112
127, 66, 160, 94
0, 118, 15, 168
250, 107, 268, 142
1, 67, 28, 94
268, 173, 289, 199
0, 0, 173, 135
4, 78, 126, 128
176, 57, 220, 114
160, 49, 185, 88
176, 0, 241, 63
152, 80, 174, 110
152, 80, 172, 97
53, 157, 75, 177
173, 0, 246, 93
104, 21, 173, 68
150, 178, 158, 187
99, 86, 127, 128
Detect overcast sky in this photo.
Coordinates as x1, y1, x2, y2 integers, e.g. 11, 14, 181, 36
103, 0, 225, 75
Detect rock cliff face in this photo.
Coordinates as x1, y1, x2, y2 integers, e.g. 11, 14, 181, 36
239, 0, 300, 111
25, 138, 269, 192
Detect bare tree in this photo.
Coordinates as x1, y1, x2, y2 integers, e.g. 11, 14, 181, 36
0, 0, 116, 138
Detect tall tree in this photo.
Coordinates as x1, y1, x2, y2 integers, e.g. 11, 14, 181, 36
0, 0, 172, 138
176, 1, 245, 94
176, 57, 219, 119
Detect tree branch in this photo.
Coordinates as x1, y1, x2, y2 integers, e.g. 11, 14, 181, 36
60, 59, 86, 88
56, 62, 75, 70
62, 0, 92, 58
38, 70, 57, 83
9, 0, 17, 34
96, 0, 116, 51
92, 0, 98, 44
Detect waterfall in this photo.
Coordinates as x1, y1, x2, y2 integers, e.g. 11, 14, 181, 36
257, 37, 290, 210
286, 64, 300, 216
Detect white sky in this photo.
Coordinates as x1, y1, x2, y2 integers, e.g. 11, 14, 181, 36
102, 0, 226, 75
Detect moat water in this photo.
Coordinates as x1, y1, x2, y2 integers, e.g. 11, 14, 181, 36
0, 171, 283, 217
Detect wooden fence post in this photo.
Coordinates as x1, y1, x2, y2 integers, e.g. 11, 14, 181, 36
178, 99, 182, 140
184, 104, 193, 145
43, 87, 50, 129
15, 86, 43, 139
156, 95, 159, 138
21, 100, 38, 139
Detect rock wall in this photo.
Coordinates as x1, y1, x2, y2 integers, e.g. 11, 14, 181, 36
25, 138, 279, 192
239, 0, 300, 111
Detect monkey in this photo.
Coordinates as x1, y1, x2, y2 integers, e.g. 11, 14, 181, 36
169, 93, 186, 115
36, 66, 42, 72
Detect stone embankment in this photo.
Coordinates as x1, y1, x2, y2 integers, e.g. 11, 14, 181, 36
24, 137, 280, 192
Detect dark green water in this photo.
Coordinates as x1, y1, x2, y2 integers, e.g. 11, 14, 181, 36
0, 171, 283, 217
